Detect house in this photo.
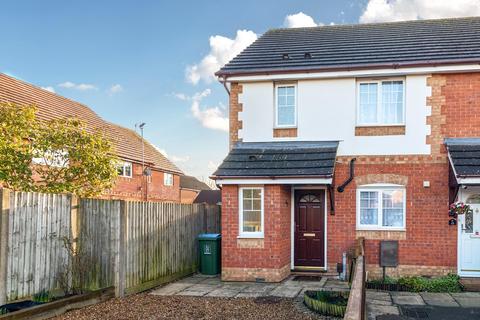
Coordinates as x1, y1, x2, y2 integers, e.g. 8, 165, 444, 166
179, 175, 212, 203
212, 17, 480, 282
0, 73, 183, 202
193, 190, 222, 205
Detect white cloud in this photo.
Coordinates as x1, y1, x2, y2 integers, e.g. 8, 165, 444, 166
58, 81, 97, 91
186, 30, 258, 85
174, 89, 229, 132
284, 12, 321, 28
170, 155, 191, 163
207, 160, 219, 171
41, 86, 55, 93
360, 0, 480, 23
108, 84, 123, 95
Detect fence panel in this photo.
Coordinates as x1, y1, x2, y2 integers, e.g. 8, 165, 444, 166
6, 191, 71, 301
78, 198, 121, 290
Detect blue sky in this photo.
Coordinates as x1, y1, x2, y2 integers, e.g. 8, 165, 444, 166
1, 0, 477, 180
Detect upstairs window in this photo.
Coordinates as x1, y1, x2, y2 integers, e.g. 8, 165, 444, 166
357, 80, 405, 125
357, 184, 406, 230
117, 161, 132, 178
275, 84, 297, 127
164, 173, 173, 186
239, 187, 264, 238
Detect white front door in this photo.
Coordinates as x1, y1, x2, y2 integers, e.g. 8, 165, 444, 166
458, 203, 480, 277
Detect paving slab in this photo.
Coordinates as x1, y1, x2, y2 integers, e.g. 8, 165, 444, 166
391, 292, 425, 305
176, 284, 220, 296
240, 283, 277, 293
451, 296, 480, 308
420, 292, 459, 307
199, 277, 222, 285
367, 303, 400, 320
150, 282, 193, 295
206, 287, 242, 298
369, 299, 394, 306
366, 291, 392, 302
269, 286, 302, 298
235, 291, 269, 298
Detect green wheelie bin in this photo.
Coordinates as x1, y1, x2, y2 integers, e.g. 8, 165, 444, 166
198, 233, 221, 275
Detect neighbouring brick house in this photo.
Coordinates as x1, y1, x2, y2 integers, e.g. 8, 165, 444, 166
0, 73, 183, 202
179, 175, 212, 203
212, 17, 480, 282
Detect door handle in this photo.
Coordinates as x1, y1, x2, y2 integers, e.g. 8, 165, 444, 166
303, 233, 315, 237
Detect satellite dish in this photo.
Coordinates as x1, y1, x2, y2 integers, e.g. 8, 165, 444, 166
143, 167, 152, 176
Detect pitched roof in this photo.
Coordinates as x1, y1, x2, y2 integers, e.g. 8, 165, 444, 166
180, 175, 211, 191
212, 141, 338, 178
0, 73, 182, 174
445, 138, 480, 178
217, 17, 480, 77
193, 190, 221, 205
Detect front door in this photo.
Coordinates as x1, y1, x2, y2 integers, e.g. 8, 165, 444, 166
294, 190, 325, 268
459, 202, 480, 277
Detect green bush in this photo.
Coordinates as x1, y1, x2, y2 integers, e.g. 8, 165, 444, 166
397, 274, 462, 293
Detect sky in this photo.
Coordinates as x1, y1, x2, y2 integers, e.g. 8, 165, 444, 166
1, 0, 479, 182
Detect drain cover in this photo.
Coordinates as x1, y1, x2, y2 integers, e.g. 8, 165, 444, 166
292, 276, 322, 282
402, 308, 429, 319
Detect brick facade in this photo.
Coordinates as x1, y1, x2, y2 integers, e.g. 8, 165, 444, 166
229, 83, 243, 148
355, 125, 406, 136
273, 128, 298, 138
221, 184, 291, 282
103, 162, 181, 202
221, 72, 480, 281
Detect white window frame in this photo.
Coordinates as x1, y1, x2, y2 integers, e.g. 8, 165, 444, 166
356, 78, 406, 126
274, 83, 297, 128
238, 187, 264, 238
117, 161, 132, 178
356, 184, 406, 231
164, 173, 173, 186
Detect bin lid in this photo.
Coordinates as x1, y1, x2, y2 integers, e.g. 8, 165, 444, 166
198, 233, 221, 240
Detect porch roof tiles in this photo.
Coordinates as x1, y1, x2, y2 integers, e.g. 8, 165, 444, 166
212, 141, 338, 178
445, 138, 480, 177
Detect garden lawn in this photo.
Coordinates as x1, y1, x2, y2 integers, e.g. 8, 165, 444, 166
52, 293, 324, 320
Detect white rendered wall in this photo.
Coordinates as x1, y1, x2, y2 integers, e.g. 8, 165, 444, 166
238, 75, 431, 156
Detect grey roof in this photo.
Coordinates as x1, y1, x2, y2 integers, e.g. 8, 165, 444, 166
445, 138, 480, 177
212, 141, 338, 178
193, 190, 222, 205
180, 175, 211, 191
217, 17, 480, 77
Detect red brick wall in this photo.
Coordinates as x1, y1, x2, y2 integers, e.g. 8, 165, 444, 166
221, 184, 291, 281
104, 162, 181, 202
329, 159, 456, 276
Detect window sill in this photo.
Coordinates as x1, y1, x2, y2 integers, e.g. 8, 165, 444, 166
237, 234, 264, 239
356, 227, 405, 232
356, 229, 406, 240
355, 125, 405, 136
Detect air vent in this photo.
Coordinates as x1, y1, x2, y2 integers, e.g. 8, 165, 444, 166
282, 53, 290, 60
304, 52, 312, 59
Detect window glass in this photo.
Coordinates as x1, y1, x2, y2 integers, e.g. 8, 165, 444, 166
241, 188, 262, 234
358, 80, 404, 125
276, 85, 296, 126
164, 173, 173, 186
358, 83, 378, 124
382, 81, 404, 124
117, 162, 132, 177
358, 187, 405, 229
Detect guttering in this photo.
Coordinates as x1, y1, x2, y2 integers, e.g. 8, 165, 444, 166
215, 59, 480, 78
214, 177, 333, 185
219, 76, 230, 95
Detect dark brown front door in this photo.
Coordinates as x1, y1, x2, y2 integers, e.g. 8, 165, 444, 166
294, 190, 325, 268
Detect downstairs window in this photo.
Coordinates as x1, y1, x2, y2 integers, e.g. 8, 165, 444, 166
239, 187, 264, 238
357, 185, 406, 230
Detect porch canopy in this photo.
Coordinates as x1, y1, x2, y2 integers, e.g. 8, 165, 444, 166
212, 141, 338, 185
445, 138, 480, 185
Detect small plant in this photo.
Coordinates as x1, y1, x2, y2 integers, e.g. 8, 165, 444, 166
304, 290, 349, 317
0, 307, 7, 315
32, 290, 51, 303
56, 236, 96, 296
397, 274, 463, 293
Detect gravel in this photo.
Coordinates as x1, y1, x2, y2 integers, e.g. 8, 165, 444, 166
53, 294, 323, 320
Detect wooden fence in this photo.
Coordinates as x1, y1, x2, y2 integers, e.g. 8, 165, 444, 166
344, 238, 366, 320
0, 189, 221, 304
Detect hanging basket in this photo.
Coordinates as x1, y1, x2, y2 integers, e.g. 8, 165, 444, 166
449, 202, 472, 217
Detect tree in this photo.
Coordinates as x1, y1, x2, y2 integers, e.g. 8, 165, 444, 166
0, 102, 118, 196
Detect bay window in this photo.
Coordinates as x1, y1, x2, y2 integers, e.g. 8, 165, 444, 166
357, 185, 406, 230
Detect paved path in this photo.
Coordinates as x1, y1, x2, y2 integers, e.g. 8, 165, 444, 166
367, 290, 480, 320
151, 274, 349, 299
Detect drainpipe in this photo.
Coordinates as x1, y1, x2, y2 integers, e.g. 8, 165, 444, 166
337, 158, 356, 193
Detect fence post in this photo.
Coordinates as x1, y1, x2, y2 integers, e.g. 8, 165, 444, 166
0, 188, 10, 305
115, 200, 127, 297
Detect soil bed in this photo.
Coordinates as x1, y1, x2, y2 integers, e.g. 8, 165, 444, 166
52, 293, 320, 320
